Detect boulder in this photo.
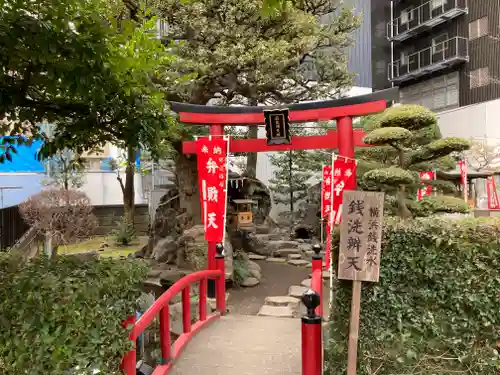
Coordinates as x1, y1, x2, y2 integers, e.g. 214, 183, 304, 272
151, 236, 177, 263
247, 260, 261, 273
241, 277, 260, 287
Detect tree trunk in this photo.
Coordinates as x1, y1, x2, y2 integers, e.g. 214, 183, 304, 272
396, 147, 412, 219
174, 142, 202, 225
246, 98, 259, 178
397, 186, 412, 219
124, 144, 136, 223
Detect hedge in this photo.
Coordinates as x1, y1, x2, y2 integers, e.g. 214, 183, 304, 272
0, 254, 149, 374
325, 217, 500, 375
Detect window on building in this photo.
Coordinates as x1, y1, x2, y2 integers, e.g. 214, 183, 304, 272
432, 0, 447, 10
469, 16, 488, 40
400, 7, 414, 25
432, 33, 449, 54
470, 67, 490, 88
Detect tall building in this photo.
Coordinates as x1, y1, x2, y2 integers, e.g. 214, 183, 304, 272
372, 0, 500, 113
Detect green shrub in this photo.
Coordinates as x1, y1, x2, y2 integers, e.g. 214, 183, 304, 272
0, 253, 149, 374
326, 217, 500, 375
410, 195, 471, 217
111, 215, 136, 246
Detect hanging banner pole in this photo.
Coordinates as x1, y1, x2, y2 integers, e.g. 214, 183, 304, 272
328, 153, 335, 316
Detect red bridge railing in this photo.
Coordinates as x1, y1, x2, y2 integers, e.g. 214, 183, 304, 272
121, 248, 226, 375
302, 244, 324, 375
122, 244, 325, 375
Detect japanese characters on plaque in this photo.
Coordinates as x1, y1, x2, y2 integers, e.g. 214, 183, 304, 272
195, 137, 229, 242
264, 109, 291, 145
331, 157, 356, 225
321, 166, 333, 219
338, 190, 384, 283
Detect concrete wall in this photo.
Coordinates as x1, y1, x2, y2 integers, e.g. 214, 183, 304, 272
437, 97, 500, 144
80, 171, 147, 206
92, 204, 149, 235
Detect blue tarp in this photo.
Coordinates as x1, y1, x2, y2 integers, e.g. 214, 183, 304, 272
0, 138, 45, 173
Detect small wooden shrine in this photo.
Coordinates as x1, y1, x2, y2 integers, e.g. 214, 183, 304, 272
229, 199, 257, 229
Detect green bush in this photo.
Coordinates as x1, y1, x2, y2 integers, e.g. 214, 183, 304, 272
0, 254, 149, 374
326, 217, 500, 375
111, 215, 136, 246
410, 195, 471, 217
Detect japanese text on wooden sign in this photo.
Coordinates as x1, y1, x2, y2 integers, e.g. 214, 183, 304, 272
338, 190, 384, 283
195, 136, 229, 242
264, 109, 291, 145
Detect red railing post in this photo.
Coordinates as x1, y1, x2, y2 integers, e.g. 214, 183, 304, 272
182, 286, 191, 333
311, 244, 323, 317
120, 316, 137, 375
215, 243, 226, 314
159, 305, 172, 364
199, 278, 208, 321
301, 289, 322, 375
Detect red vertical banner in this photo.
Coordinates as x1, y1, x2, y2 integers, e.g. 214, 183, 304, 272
196, 136, 229, 242
331, 156, 357, 225
322, 165, 333, 270
321, 166, 333, 218
459, 160, 468, 201
487, 176, 500, 210
417, 171, 435, 200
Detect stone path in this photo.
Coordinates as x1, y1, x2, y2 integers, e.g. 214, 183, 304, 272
169, 314, 301, 375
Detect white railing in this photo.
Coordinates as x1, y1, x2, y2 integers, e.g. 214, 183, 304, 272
387, 0, 467, 39
389, 36, 468, 81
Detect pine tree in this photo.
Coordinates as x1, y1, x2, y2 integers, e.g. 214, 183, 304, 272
359, 104, 470, 218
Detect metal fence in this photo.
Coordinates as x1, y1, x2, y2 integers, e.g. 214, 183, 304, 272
0, 205, 29, 250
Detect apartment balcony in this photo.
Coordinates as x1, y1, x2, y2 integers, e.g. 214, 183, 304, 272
387, 0, 468, 42
389, 37, 468, 83
156, 19, 169, 40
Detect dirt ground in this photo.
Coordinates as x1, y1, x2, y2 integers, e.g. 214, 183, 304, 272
227, 260, 310, 315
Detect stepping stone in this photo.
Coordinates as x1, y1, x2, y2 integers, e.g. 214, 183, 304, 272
248, 253, 266, 260
266, 257, 287, 263
265, 296, 301, 308
274, 248, 300, 257
301, 279, 311, 288
288, 285, 308, 298
241, 277, 260, 287
257, 305, 294, 318
288, 259, 310, 267
288, 253, 302, 260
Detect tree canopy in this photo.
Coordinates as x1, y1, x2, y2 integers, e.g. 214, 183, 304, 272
358, 104, 470, 218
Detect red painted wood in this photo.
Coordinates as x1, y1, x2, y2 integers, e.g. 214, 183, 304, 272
120, 316, 136, 375
199, 279, 207, 321
159, 306, 171, 363
178, 100, 387, 125
216, 256, 226, 314
301, 319, 322, 375
183, 130, 367, 154
311, 265, 323, 317
182, 287, 191, 333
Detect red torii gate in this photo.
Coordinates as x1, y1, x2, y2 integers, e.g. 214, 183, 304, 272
173, 86, 399, 278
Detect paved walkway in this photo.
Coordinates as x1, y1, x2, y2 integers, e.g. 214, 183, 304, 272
170, 314, 301, 375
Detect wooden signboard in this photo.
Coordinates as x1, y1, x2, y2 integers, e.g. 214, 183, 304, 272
338, 190, 384, 282
264, 109, 291, 145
